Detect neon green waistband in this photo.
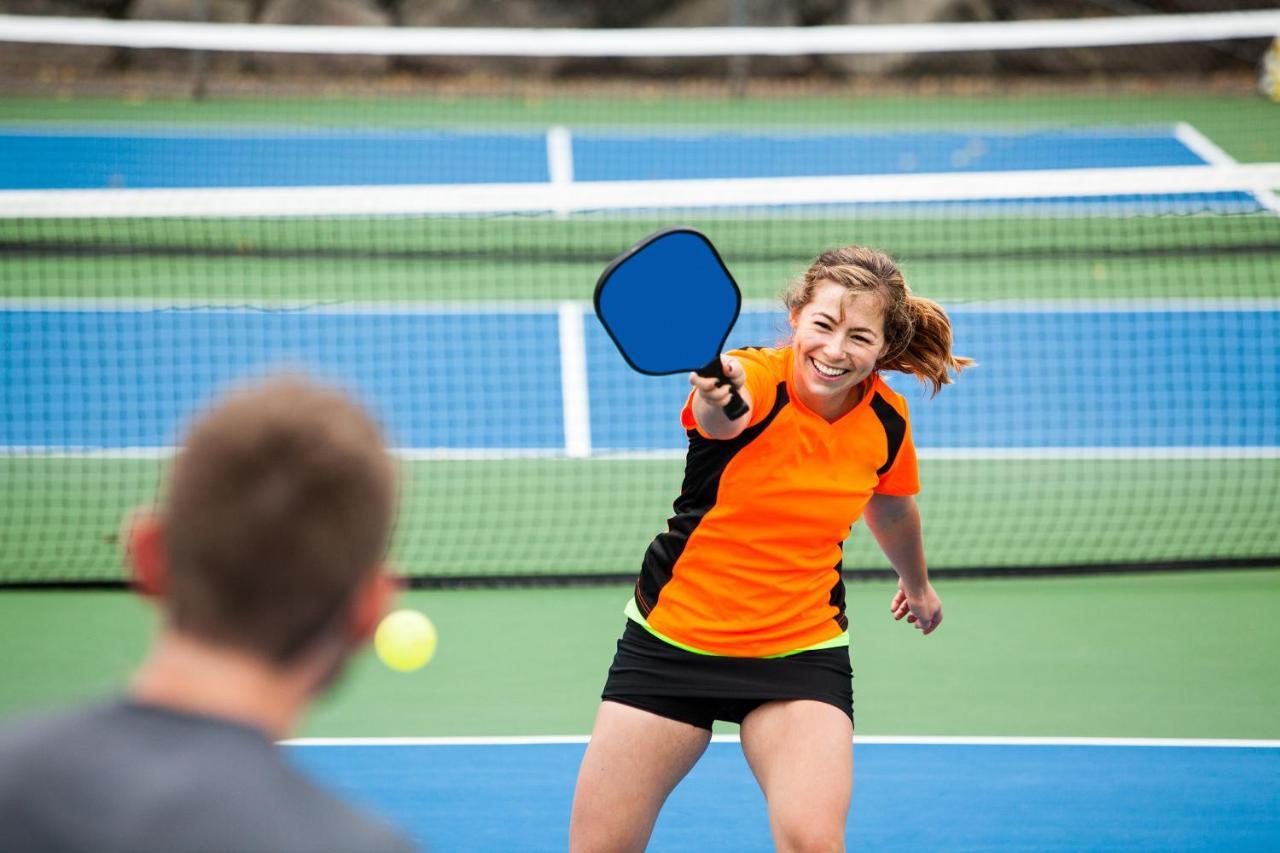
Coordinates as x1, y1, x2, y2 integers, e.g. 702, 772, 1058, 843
622, 597, 848, 658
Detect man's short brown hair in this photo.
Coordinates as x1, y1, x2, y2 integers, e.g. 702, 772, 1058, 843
161, 376, 396, 664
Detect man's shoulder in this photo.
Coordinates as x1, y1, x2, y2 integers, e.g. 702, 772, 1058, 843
276, 795, 417, 853
0, 698, 254, 760
0, 701, 111, 763
260, 756, 417, 853
0, 700, 417, 853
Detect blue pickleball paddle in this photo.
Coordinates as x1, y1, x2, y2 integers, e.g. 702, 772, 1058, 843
594, 227, 748, 421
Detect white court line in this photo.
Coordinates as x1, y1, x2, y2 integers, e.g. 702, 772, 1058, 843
4, 298, 1279, 314
933, 299, 1280, 314
546, 125, 575, 220
569, 125, 1191, 141
0, 123, 1182, 137
1175, 121, 1280, 213
0, 298, 581, 314
587, 448, 1280, 461
918, 447, 1280, 461
1174, 122, 1239, 167
282, 735, 1280, 748
5, 447, 1278, 461
557, 301, 592, 458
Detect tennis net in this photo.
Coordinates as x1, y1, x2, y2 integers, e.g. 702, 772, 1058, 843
2, 9, 1278, 585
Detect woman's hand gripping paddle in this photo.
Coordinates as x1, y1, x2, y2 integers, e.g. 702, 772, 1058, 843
594, 227, 748, 421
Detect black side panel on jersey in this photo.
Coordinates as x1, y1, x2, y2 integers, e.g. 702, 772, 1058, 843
870, 392, 907, 477
827, 556, 849, 631
634, 383, 790, 616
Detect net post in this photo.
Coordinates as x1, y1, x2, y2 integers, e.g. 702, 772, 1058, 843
728, 0, 751, 97
190, 0, 210, 101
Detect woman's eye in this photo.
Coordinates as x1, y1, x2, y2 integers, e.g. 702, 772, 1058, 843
814, 322, 831, 331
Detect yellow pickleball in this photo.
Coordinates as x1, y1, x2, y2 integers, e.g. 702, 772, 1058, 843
374, 609, 437, 672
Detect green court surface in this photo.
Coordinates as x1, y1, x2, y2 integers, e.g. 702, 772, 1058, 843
3, 458, 1276, 584
4, 84, 1278, 748
1, 571, 1277, 738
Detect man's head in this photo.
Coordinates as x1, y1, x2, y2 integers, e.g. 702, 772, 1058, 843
128, 376, 397, 668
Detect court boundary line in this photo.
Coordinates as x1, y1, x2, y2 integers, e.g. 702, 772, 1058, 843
1175, 121, 1280, 213
282, 735, 1280, 748
0, 123, 1199, 137
3, 298, 1279, 313
557, 300, 591, 458
545, 124, 574, 219
5, 447, 1279, 461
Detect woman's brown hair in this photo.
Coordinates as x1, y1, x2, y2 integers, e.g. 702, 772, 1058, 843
783, 246, 973, 396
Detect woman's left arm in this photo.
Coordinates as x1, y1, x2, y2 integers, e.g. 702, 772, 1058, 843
862, 493, 943, 635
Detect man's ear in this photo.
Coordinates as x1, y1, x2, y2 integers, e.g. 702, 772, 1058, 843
349, 566, 397, 643
125, 511, 167, 598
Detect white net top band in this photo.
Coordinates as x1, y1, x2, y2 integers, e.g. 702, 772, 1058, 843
1, 11, 1279, 57
4, 163, 1278, 219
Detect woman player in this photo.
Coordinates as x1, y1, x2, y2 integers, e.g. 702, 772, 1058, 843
569, 245, 972, 852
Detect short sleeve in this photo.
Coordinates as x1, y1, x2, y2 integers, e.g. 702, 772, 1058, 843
680, 347, 780, 436
873, 411, 921, 496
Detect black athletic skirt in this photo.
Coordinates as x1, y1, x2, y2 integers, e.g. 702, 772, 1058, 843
601, 620, 853, 731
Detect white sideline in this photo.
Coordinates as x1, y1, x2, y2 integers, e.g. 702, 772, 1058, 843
3, 298, 1280, 313
557, 301, 592, 459
1175, 122, 1280, 214
282, 735, 1280, 748
546, 125, 575, 221
4, 447, 1277, 461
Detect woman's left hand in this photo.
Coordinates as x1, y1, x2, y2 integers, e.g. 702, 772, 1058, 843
890, 580, 943, 635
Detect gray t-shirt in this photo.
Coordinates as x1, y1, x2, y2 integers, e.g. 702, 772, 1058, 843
0, 699, 417, 853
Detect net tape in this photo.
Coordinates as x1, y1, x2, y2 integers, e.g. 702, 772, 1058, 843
6, 164, 1280, 219
2, 10, 1279, 56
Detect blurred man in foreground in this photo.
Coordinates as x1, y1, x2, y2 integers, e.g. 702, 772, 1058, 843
0, 376, 417, 853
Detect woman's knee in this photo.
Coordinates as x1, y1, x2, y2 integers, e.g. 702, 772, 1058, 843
771, 807, 846, 853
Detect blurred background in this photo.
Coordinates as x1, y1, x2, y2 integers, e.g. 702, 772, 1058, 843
1, 0, 1277, 778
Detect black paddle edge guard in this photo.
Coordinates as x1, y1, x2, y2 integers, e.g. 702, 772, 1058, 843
592, 225, 742, 378
8, 557, 1279, 591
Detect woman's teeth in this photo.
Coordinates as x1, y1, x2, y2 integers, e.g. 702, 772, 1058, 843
811, 358, 849, 378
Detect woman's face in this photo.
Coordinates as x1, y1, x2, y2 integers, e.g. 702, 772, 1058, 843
789, 280, 888, 416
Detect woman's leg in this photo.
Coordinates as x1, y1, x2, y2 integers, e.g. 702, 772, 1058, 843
569, 700, 712, 853
739, 699, 854, 853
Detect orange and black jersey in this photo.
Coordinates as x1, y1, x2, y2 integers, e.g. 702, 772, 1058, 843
630, 346, 919, 658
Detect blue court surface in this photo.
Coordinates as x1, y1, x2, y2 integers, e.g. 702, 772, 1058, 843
4, 306, 1278, 452
0, 126, 1209, 189
287, 738, 1280, 852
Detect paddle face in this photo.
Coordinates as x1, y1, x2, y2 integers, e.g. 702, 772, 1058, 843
594, 228, 741, 376
594, 227, 748, 420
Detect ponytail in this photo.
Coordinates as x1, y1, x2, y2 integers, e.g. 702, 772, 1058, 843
878, 292, 974, 397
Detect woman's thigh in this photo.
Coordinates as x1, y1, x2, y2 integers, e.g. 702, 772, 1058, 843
740, 699, 854, 853
569, 700, 712, 853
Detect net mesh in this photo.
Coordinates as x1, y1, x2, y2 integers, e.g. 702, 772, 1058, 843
2, 12, 1278, 585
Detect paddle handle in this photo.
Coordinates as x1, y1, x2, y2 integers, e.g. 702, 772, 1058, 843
697, 357, 748, 421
